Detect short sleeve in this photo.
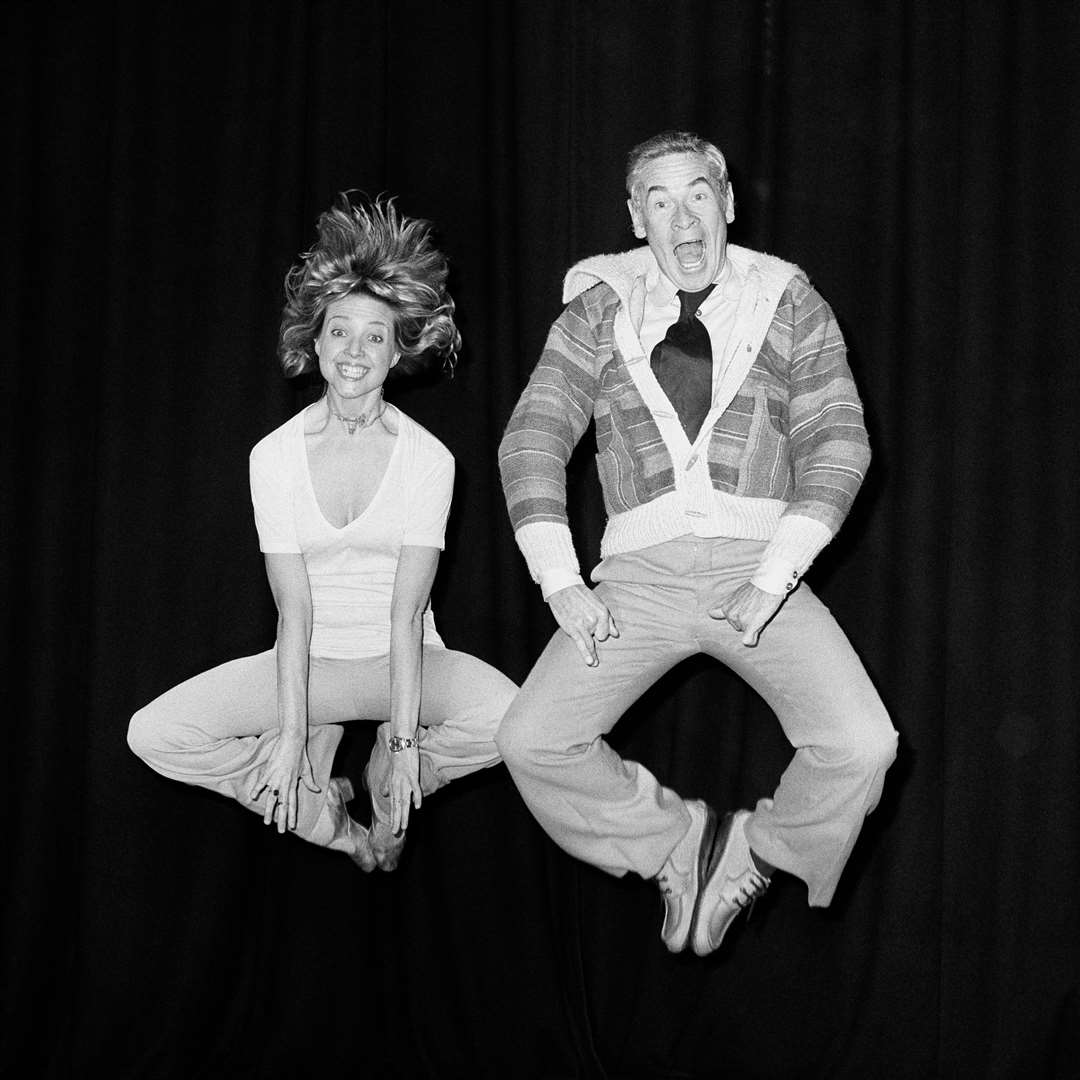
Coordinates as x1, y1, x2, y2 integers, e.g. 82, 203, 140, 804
402, 447, 454, 550
249, 436, 302, 554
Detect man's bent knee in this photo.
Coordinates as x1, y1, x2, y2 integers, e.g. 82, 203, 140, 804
493, 707, 528, 770
493, 698, 554, 772
851, 718, 899, 775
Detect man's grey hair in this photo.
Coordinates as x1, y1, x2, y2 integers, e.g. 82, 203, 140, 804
625, 130, 730, 204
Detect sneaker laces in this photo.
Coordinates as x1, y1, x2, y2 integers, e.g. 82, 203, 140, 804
656, 863, 688, 898
731, 869, 769, 916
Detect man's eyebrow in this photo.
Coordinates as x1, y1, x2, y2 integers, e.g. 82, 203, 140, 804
645, 176, 712, 196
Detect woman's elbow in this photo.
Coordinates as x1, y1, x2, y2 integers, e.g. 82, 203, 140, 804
390, 605, 427, 634
276, 607, 312, 640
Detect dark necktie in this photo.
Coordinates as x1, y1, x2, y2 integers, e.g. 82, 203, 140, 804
649, 284, 716, 439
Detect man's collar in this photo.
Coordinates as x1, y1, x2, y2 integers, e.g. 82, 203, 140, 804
645, 255, 739, 307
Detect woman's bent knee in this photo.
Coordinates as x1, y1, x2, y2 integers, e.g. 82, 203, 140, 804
493, 714, 521, 766
127, 704, 174, 764
126, 707, 155, 761
486, 678, 520, 731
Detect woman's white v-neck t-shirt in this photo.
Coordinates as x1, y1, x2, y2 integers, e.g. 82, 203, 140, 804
249, 405, 452, 659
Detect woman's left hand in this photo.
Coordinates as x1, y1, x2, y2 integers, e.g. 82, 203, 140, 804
388, 743, 422, 834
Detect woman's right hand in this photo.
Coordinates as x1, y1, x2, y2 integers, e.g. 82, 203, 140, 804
249, 730, 320, 834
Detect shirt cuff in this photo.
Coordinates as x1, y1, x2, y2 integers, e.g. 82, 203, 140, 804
750, 557, 801, 596
537, 567, 587, 600
401, 532, 446, 550
259, 542, 303, 555
513, 522, 582, 599
752, 514, 833, 593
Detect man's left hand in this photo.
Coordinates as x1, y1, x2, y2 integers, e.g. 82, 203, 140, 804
708, 581, 786, 647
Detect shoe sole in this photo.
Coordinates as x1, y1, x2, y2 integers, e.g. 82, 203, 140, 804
665, 803, 719, 953
690, 810, 740, 957
327, 778, 376, 873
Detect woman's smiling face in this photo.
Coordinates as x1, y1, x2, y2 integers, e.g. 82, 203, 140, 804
314, 293, 400, 402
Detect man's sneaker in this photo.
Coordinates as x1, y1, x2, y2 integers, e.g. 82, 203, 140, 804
690, 809, 770, 956
656, 800, 717, 953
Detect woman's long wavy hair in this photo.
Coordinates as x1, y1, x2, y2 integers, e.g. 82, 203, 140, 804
279, 193, 461, 379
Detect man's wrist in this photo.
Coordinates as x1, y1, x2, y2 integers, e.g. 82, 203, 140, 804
387, 734, 420, 753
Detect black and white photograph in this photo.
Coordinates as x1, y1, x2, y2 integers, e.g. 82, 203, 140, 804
2, 2, 1077, 1077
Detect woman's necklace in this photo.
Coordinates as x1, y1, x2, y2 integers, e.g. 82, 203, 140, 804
326, 398, 386, 435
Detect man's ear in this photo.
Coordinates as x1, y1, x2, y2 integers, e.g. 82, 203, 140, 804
627, 197, 647, 239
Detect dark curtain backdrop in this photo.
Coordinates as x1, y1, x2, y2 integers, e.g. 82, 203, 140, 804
3, 1, 1078, 1077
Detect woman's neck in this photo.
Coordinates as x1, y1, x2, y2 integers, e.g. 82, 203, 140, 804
323, 389, 385, 435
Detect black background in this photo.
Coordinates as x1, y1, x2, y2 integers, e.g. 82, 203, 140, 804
3, 1, 1078, 1077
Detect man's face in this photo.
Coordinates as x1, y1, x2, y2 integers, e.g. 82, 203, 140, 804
627, 151, 734, 292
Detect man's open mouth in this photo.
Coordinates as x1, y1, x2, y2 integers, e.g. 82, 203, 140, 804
674, 240, 705, 268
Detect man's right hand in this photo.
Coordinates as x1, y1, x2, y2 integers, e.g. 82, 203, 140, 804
547, 584, 619, 667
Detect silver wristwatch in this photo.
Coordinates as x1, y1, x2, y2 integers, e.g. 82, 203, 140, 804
387, 735, 419, 753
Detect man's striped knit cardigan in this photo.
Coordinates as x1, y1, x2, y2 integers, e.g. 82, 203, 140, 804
498, 244, 871, 596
